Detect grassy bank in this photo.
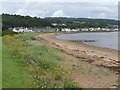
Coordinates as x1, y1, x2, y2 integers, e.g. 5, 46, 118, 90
2, 33, 79, 88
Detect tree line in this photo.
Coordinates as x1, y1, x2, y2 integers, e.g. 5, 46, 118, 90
2, 13, 118, 30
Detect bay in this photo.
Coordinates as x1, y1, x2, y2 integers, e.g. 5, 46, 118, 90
57, 32, 119, 50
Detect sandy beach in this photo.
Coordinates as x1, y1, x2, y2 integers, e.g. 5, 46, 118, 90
37, 33, 119, 73
26, 32, 119, 88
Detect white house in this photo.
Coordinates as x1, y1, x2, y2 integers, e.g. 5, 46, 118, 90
114, 28, 119, 31
62, 28, 71, 32
52, 23, 57, 26
13, 27, 34, 33
88, 28, 95, 31
81, 28, 89, 31
61, 28, 79, 32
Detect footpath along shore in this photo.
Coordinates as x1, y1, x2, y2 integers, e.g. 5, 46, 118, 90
37, 33, 120, 74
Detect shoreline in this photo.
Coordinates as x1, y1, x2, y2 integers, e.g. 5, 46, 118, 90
60, 38, 117, 51
69, 40, 118, 53
37, 33, 119, 73
55, 33, 118, 54
56, 32, 118, 51
55, 31, 117, 34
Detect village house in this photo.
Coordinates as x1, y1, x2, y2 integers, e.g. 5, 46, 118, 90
61, 28, 71, 32
61, 28, 79, 32
11, 24, 118, 33
33, 27, 56, 32
81, 28, 89, 31
12, 27, 34, 33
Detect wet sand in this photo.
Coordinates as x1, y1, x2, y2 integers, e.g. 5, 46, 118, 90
37, 33, 119, 73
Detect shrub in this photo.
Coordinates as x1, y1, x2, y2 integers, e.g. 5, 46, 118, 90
30, 36, 36, 40
2, 30, 18, 36
3, 35, 15, 44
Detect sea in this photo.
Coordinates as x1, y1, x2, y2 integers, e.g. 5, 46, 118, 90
56, 32, 119, 50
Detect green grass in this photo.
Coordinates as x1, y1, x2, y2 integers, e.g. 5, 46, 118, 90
2, 42, 35, 88
64, 80, 79, 88
19, 33, 37, 41
2, 34, 79, 88
0, 37, 2, 89
95, 68, 110, 76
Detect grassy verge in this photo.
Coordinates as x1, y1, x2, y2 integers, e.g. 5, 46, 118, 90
2, 38, 35, 88
2, 33, 79, 88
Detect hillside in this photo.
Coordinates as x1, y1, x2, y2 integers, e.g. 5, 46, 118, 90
46, 17, 118, 25
2, 13, 118, 30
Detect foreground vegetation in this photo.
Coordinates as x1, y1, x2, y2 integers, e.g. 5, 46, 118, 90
2, 33, 79, 88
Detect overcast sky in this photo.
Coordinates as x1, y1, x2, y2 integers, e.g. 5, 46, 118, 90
0, 0, 119, 20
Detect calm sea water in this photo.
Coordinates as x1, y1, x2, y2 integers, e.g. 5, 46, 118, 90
56, 32, 119, 50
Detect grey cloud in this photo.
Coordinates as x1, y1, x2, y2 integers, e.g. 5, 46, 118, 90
1, 2, 118, 19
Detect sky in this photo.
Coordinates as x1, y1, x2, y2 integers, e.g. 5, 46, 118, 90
0, 0, 119, 20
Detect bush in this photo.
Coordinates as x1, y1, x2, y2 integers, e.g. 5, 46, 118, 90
2, 30, 18, 36
30, 36, 36, 40
3, 35, 15, 44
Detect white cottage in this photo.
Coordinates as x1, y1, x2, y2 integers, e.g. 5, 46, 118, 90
13, 27, 34, 33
